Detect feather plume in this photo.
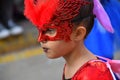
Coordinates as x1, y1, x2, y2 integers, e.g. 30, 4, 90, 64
24, 0, 59, 28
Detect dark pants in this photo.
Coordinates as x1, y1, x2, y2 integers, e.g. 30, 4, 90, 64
0, 0, 14, 25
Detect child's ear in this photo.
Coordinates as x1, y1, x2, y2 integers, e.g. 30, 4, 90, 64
73, 26, 86, 41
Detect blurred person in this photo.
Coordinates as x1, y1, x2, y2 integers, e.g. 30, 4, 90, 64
85, 0, 120, 59
13, 0, 25, 21
0, 0, 23, 39
24, 0, 120, 79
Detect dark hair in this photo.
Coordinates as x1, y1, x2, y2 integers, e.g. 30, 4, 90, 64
71, 0, 95, 38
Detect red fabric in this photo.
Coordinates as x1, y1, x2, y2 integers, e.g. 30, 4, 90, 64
24, 0, 90, 41
63, 60, 113, 80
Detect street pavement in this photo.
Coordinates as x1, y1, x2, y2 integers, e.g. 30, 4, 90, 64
0, 54, 65, 80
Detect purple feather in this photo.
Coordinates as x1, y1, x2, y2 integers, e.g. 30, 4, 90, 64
93, 0, 114, 33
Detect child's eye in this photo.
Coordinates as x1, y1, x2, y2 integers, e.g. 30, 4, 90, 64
46, 29, 55, 34
45, 28, 56, 36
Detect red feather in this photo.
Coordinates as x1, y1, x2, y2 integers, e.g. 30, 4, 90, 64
24, 0, 59, 28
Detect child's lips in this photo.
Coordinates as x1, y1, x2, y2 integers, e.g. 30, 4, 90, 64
42, 47, 49, 53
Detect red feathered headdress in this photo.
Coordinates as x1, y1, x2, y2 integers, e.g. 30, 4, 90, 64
24, 0, 90, 41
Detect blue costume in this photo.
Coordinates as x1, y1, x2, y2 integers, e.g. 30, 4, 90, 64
85, 0, 120, 59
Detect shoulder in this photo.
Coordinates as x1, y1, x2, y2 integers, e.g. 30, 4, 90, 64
88, 60, 108, 72
72, 60, 113, 80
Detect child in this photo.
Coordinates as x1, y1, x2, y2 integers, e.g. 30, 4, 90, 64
24, 0, 117, 79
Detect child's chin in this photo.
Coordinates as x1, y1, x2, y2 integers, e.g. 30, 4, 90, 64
47, 55, 60, 59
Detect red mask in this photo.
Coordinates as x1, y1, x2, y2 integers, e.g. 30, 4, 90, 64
24, 0, 90, 42
37, 20, 73, 42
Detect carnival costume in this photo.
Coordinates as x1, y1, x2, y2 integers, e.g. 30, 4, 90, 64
24, 0, 120, 80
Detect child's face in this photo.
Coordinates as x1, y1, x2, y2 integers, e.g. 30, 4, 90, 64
40, 28, 75, 59
41, 40, 75, 59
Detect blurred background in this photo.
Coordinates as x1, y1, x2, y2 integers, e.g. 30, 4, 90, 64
0, 0, 120, 80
